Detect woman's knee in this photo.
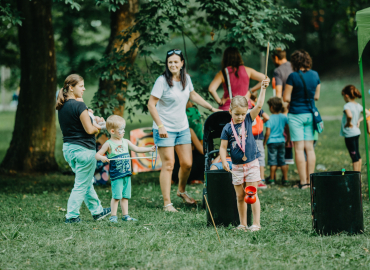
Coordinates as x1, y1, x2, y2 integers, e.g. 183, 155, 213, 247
162, 160, 175, 172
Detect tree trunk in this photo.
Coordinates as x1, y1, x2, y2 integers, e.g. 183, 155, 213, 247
97, 0, 139, 117
1, 0, 58, 172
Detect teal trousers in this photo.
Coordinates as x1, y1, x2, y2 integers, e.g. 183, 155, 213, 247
63, 143, 103, 219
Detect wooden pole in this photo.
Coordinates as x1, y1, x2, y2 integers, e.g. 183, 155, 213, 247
204, 195, 221, 244
265, 42, 270, 78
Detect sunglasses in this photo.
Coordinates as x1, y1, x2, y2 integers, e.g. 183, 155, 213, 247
167, 49, 182, 56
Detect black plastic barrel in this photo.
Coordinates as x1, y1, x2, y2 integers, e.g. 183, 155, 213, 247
205, 170, 251, 227
311, 171, 364, 235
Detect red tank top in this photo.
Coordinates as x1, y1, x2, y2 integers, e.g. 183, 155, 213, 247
219, 66, 250, 111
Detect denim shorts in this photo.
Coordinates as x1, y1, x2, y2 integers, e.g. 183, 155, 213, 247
288, 113, 315, 142
267, 142, 286, 166
153, 128, 191, 147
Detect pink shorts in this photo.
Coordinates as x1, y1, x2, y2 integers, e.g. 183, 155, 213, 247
231, 159, 261, 185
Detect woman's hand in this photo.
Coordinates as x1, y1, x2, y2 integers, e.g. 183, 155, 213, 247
211, 107, 222, 113
101, 156, 110, 163
158, 126, 168, 138
220, 96, 229, 106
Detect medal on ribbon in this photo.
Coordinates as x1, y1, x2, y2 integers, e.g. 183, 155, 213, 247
230, 120, 247, 161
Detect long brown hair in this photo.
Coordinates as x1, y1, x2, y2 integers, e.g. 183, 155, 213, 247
222, 47, 244, 78
342, 85, 362, 99
56, 74, 84, 110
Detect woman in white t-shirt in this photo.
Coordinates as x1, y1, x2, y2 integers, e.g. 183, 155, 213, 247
148, 49, 219, 212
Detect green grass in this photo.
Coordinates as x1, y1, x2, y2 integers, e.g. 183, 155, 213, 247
2, 78, 370, 269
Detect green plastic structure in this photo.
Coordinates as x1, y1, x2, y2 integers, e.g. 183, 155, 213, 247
356, 8, 370, 200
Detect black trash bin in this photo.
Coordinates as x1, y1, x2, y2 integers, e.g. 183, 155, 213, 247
205, 170, 252, 227
311, 171, 364, 235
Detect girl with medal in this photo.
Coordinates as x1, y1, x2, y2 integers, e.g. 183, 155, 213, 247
219, 78, 269, 232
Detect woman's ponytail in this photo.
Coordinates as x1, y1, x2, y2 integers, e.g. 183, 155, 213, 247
56, 74, 84, 110
342, 85, 362, 99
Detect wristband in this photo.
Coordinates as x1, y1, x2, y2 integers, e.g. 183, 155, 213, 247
208, 106, 213, 111
157, 125, 164, 128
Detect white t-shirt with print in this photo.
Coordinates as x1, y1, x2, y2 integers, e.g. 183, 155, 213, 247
151, 74, 194, 132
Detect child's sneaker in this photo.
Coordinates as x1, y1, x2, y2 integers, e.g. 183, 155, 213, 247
93, 207, 111, 221
258, 180, 267, 189
65, 217, 81, 224
122, 215, 138, 221
109, 216, 118, 223
265, 176, 275, 185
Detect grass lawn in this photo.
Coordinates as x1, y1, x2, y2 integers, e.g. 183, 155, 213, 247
1, 78, 370, 269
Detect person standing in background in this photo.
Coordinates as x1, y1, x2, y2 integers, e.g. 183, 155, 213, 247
272, 49, 293, 98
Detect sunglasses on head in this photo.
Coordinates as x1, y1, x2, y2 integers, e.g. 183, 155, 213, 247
167, 49, 182, 56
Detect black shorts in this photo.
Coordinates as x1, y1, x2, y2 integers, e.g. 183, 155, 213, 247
344, 135, 361, 163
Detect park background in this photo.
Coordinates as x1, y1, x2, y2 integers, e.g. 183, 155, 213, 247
2, 0, 370, 269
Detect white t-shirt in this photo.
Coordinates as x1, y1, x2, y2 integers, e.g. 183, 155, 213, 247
340, 102, 363, 138
151, 75, 194, 132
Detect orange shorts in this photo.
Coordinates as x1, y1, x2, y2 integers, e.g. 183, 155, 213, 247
231, 159, 261, 185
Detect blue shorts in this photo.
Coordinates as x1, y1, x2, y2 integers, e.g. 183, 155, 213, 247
211, 161, 232, 170
153, 128, 191, 147
267, 142, 286, 166
288, 113, 315, 142
111, 176, 131, 199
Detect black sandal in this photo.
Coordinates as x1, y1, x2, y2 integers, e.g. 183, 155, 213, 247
294, 183, 310, 189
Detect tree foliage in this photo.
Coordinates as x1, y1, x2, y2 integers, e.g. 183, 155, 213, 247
91, 0, 299, 122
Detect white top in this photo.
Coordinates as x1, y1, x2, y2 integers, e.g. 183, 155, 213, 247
150, 74, 194, 132
340, 102, 363, 138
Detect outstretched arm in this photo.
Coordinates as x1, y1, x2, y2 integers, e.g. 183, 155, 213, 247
250, 79, 269, 120
127, 140, 155, 153
190, 91, 220, 113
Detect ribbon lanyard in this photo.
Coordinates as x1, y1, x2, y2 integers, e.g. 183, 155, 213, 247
151, 145, 158, 169
230, 120, 247, 161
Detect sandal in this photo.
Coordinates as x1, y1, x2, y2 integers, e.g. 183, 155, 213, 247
293, 183, 310, 189
163, 203, 178, 212
177, 190, 197, 205
249, 225, 261, 232
233, 225, 247, 232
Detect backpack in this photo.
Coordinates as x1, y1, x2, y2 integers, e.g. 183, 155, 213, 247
248, 101, 263, 136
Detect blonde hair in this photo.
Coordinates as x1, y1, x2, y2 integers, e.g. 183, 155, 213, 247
106, 115, 126, 131
56, 74, 84, 110
230, 96, 248, 110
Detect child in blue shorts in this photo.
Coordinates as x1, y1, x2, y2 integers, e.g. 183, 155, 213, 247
96, 115, 155, 222
264, 97, 290, 185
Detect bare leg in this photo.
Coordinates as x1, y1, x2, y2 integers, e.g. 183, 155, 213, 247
270, 166, 277, 180
293, 141, 308, 186
260, 166, 265, 179
304, 140, 315, 182
353, 159, 362, 172
120, 198, 128, 216
175, 144, 195, 204
249, 181, 261, 226
234, 184, 248, 227
110, 198, 119, 216
282, 165, 288, 181
157, 147, 176, 209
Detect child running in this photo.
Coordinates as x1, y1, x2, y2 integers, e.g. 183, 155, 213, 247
264, 97, 290, 185
340, 85, 363, 172
95, 115, 156, 222
220, 79, 269, 232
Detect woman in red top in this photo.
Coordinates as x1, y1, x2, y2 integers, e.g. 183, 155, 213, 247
209, 47, 269, 110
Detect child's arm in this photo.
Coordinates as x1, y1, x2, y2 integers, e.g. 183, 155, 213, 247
344, 109, 353, 128
250, 79, 269, 121
220, 140, 230, 172
357, 115, 364, 128
264, 127, 270, 147
127, 140, 155, 153
95, 142, 110, 163
261, 112, 269, 123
